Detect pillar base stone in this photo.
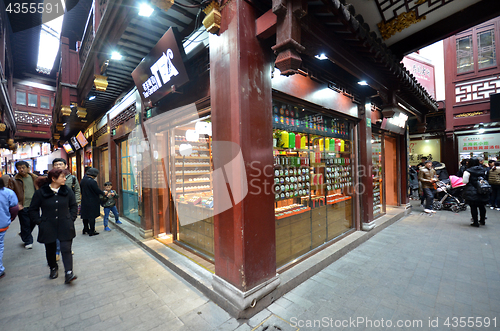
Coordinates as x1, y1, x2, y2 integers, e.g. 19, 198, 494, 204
212, 274, 281, 311
139, 228, 153, 239
362, 220, 376, 231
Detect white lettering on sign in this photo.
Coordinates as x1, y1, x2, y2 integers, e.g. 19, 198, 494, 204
142, 49, 179, 98
388, 113, 408, 128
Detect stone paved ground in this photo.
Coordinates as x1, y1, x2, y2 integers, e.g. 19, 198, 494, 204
1, 202, 499, 331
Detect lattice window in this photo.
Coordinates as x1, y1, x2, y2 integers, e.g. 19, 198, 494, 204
15, 111, 51, 126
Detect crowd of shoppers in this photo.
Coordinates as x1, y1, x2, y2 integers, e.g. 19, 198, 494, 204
1, 161, 121, 284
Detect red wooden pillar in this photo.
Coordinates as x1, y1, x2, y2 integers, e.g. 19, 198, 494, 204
359, 103, 374, 229
210, 0, 279, 311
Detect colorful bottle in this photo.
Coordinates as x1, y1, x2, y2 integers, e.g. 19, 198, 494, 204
289, 132, 295, 149
329, 138, 335, 151
281, 131, 289, 148
295, 133, 301, 149
319, 139, 324, 151
301, 136, 307, 149
325, 138, 330, 151
340, 139, 345, 152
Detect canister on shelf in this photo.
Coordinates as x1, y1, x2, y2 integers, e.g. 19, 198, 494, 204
289, 132, 295, 149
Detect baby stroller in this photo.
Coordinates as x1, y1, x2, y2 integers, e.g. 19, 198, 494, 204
433, 176, 467, 213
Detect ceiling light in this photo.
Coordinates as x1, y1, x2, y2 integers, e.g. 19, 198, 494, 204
138, 3, 154, 17
478, 123, 485, 134
315, 54, 328, 60
89, 95, 96, 101
358, 80, 368, 86
111, 52, 122, 60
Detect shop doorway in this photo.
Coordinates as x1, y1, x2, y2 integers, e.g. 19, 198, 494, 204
384, 135, 399, 206
119, 140, 140, 223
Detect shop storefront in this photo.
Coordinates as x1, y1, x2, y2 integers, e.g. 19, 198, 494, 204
272, 99, 354, 267
457, 132, 500, 162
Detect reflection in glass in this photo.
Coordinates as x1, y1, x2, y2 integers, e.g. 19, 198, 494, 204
456, 35, 473, 74
478, 29, 496, 70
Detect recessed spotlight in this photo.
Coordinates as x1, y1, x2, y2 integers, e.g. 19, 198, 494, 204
358, 80, 368, 86
478, 123, 485, 134
315, 54, 328, 60
89, 95, 96, 101
111, 52, 122, 60
138, 3, 154, 17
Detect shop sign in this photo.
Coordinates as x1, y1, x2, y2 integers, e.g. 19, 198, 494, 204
458, 133, 500, 153
132, 28, 189, 105
409, 139, 441, 165
381, 112, 408, 135
146, 109, 152, 118
402, 56, 435, 99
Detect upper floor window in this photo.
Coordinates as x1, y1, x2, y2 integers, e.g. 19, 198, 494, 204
456, 25, 497, 75
28, 93, 38, 107
40, 96, 50, 109
16, 91, 26, 105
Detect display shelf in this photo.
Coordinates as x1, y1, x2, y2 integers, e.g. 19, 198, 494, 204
175, 164, 211, 167
175, 172, 211, 176
175, 156, 211, 159
175, 187, 212, 193
178, 180, 211, 184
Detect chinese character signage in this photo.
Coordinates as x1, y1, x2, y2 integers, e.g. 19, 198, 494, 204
458, 134, 500, 153
132, 28, 189, 105
409, 139, 441, 166
402, 56, 435, 100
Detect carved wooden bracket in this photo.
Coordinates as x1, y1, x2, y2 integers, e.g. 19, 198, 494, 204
271, 0, 307, 76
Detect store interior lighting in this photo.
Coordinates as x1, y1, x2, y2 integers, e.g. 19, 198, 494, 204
138, 3, 154, 17
478, 123, 485, 134
111, 52, 123, 60
357, 80, 368, 86
315, 54, 328, 60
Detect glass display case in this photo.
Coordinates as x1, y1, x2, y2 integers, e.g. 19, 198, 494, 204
171, 117, 214, 257
372, 134, 383, 217
273, 100, 354, 267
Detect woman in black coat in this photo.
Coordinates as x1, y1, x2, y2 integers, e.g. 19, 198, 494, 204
462, 158, 489, 227
80, 168, 105, 236
29, 168, 78, 283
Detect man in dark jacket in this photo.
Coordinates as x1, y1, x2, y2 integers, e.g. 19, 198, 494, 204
11, 161, 38, 249
462, 158, 490, 227
80, 168, 105, 236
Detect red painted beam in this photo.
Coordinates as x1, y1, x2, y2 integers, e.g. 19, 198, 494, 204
256, 9, 277, 40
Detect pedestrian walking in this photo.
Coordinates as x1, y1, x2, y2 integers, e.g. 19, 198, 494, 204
456, 159, 468, 178
418, 160, 438, 214
52, 158, 81, 260
11, 161, 38, 249
80, 168, 105, 236
0, 176, 19, 279
462, 158, 489, 227
29, 169, 78, 283
100, 181, 122, 232
487, 161, 500, 210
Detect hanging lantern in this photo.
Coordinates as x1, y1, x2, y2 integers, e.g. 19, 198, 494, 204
77, 107, 87, 118
61, 105, 72, 116
56, 123, 64, 131
151, 0, 174, 12
94, 75, 108, 91
203, 1, 221, 34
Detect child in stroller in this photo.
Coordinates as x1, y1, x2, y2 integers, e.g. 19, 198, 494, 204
433, 175, 467, 213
